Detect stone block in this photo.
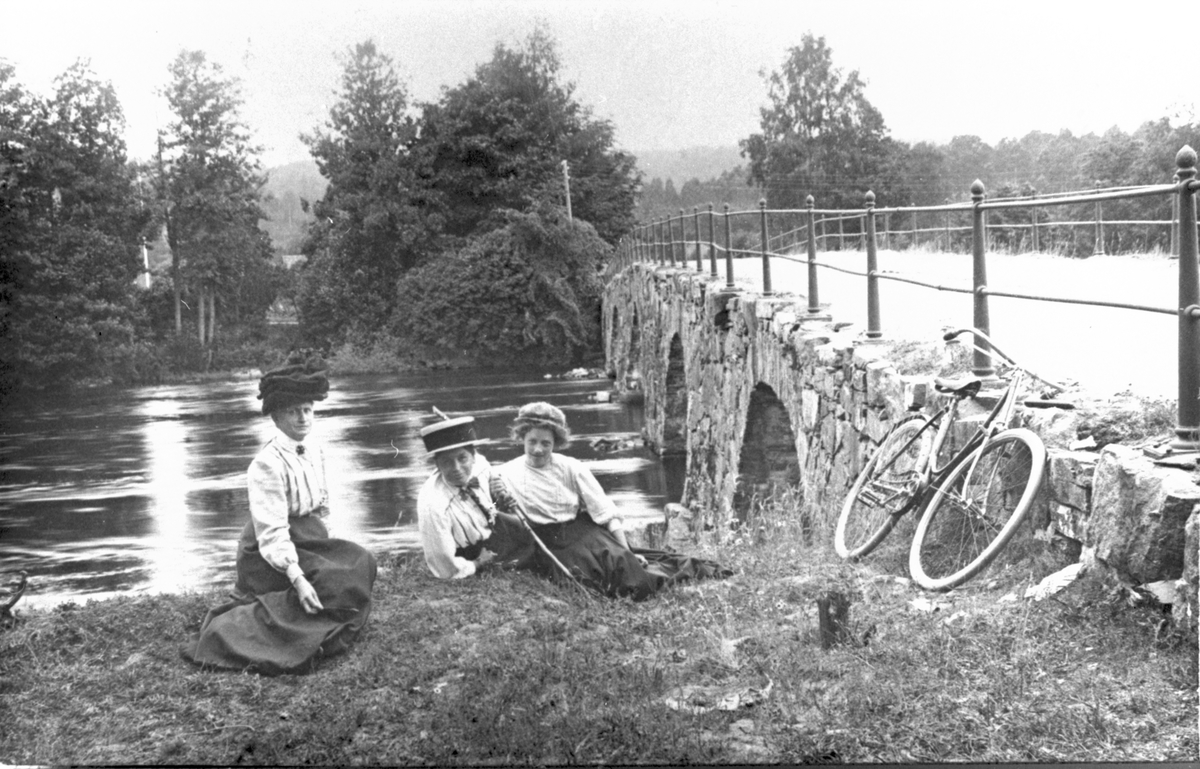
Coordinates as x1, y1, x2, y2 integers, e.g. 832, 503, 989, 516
771, 310, 797, 336
663, 502, 699, 546
1024, 407, 1082, 450
1044, 450, 1098, 540
865, 359, 895, 408
1174, 506, 1198, 635
801, 388, 820, 431
815, 342, 847, 370
863, 407, 893, 444
1082, 444, 1200, 583
902, 376, 931, 410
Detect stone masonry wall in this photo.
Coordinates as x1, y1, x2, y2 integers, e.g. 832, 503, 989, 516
604, 263, 1198, 629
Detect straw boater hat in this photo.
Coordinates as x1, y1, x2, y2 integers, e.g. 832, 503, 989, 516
257, 354, 329, 416
420, 415, 483, 456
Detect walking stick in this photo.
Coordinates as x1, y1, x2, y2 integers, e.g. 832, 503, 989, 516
483, 476, 583, 586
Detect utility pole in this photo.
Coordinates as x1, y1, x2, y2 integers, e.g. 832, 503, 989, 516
561, 160, 573, 221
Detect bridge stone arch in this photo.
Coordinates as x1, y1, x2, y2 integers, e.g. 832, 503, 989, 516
604, 263, 887, 534
733, 383, 802, 523
663, 334, 687, 456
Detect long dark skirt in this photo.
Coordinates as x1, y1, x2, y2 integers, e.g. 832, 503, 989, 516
181, 515, 376, 676
531, 517, 731, 601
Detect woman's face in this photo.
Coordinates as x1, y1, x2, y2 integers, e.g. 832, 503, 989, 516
434, 447, 475, 487
522, 427, 556, 469
272, 402, 314, 442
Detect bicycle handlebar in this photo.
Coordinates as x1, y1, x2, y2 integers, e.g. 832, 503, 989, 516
942, 327, 1071, 393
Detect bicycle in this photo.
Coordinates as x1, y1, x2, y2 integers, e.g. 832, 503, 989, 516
834, 328, 1074, 591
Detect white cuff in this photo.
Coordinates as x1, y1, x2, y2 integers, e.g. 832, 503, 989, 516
285, 562, 305, 584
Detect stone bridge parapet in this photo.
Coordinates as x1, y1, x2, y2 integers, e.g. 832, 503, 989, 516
603, 263, 1197, 629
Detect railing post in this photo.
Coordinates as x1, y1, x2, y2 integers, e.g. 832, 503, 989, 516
1172, 146, 1200, 450
664, 215, 673, 267
707, 203, 718, 278
1031, 191, 1040, 253
806, 194, 820, 314
759, 199, 773, 296
655, 218, 664, 265
676, 209, 685, 266
911, 209, 918, 250
838, 214, 845, 251
970, 179, 995, 377
1093, 180, 1106, 256
662, 215, 672, 266
723, 204, 735, 289
865, 191, 881, 339
693, 206, 703, 271
1171, 171, 1180, 256
944, 200, 951, 252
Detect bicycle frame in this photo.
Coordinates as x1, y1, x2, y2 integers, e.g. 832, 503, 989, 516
867, 364, 1028, 519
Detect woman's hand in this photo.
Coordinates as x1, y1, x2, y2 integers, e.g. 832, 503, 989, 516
613, 529, 648, 567
293, 575, 324, 614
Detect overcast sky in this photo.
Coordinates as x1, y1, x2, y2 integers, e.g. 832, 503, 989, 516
2, 0, 1193, 168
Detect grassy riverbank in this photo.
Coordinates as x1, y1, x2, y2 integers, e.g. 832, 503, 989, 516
0, 502, 1195, 765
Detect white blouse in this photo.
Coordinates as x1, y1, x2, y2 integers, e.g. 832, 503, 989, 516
417, 452, 502, 580
497, 453, 623, 533
246, 428, 330, 581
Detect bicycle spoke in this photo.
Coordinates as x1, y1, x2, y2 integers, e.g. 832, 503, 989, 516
910, 429, 1045, 590
836, 416, 933, 560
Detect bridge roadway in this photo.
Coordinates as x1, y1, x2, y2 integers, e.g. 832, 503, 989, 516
726, 249, 1179, 401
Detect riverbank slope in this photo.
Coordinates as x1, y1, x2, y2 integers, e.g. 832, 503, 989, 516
0, 506, 1195, 764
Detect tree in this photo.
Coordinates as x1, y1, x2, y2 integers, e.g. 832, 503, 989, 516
156, 50, 269, 346
414, 27, 638, 245
0, 61, 149, 390
740, 34, 891, 210
297, 40, 433, 346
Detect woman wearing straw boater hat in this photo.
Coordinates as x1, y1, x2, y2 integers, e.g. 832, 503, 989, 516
416, 412, 535, 579
182, 354, 377, 676
497, 402, 731, 600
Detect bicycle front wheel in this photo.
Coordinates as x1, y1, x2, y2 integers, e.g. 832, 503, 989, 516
835, 415, 932, 560
909, 428, 1046, 591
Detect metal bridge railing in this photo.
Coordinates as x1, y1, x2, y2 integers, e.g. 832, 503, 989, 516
610, 145, 1200, 452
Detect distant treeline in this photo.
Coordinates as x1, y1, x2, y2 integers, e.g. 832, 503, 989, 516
638, 121, 1200, 226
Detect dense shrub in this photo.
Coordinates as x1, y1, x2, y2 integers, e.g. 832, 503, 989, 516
391, 207, 608, 367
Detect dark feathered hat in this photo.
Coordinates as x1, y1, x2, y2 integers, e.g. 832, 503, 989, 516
258, 353, 329, 416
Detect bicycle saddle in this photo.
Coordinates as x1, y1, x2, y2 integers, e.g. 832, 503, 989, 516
933, 377, 982, 397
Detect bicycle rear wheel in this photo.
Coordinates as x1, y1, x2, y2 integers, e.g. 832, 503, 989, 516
908, 428, 1046, 591
835, 415, 932, 560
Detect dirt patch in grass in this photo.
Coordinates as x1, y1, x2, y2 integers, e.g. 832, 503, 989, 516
0, 502, 1195, 765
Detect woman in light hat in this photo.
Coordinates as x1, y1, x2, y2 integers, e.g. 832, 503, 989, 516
182, 355, 377, 676
416, 413, 534, 579
497, 401, 731, 600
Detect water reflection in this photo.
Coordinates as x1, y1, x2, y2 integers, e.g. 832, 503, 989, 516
0, 369, 679, 609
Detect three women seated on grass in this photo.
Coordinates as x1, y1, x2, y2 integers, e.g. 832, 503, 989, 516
182, 356, 377, 676
417, 401, 730, 600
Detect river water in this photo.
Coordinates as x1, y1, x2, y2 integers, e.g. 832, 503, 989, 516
0, 369, 680, 610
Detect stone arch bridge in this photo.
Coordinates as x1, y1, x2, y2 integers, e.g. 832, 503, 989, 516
602, 263, 1198, 619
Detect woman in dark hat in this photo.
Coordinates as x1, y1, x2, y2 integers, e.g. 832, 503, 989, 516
416, 414, 533, 579
496, 402, 731, 600
182, 355, 377, 676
